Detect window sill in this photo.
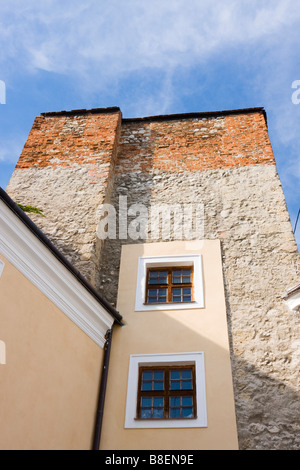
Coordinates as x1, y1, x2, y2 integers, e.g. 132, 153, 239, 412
134, 416, 197, 421
143, 301, 196, 306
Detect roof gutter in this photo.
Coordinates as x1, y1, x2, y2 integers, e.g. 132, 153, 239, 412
0, 187, 123, 325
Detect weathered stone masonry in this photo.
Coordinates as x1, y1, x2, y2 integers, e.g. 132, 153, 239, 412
6, 106, 300, 450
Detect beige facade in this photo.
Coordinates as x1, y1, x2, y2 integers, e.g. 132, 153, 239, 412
101, 240, 239, 450
0, 254, 103, 450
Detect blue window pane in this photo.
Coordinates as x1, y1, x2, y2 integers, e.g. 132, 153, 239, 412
149, 271, 158, 283
158, 272, 168, 283
148, 288, 167, 303
140, 396, 164, 419
182, 271, 191, 282
142, 370, 164, 391
153, 397, 164, 407
183, 288, 191, 295
172, 269, 191, 284
169, 408, 181, 418
172, 287, 192, 302
153, 408, 164, 419
182, 369, 192, 379
169, 395, 194, 419
142, 371, 152, 380
148, 290, 158, 301
172, 288, 181, 296
141, 409, 151, 419
141, 382, 152, 391
182, 269, 191, 275
170, 381, 181, 390
182, 396, 193, 407
149, 271, 168, 284
182, 407, 193, 418
170, 397, 181, 407
170, 370, 180, 380
141, 397, 152, 407
182, 380, 193, 390
154, 371, 164, 380
154, 381, 164, 390
148, 289, 157, 296
183, 295, 191, 301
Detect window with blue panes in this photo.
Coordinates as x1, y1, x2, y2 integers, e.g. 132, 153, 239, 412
137, 365, 196, 420
146, 267, 193, 304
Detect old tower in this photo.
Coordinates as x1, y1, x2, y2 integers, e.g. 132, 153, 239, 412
5, 106, 300, 449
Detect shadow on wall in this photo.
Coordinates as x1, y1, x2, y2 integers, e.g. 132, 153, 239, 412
231, 355, 299, 450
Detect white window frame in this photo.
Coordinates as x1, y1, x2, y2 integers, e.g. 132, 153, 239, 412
135, 254, 204, 311
0, 259, 4, 277
0, 340, 6, 365
124, 352, 207, 429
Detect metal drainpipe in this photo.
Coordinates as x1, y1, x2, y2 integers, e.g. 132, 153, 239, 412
92, 327, 113, 450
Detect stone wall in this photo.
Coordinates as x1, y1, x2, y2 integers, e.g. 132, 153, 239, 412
6, 107, 300, 449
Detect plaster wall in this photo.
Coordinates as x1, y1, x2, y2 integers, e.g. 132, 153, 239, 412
0, 254, 103, 450
101, 240, 239, 450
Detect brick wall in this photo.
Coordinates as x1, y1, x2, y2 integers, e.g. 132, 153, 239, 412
117, 110, 274, 175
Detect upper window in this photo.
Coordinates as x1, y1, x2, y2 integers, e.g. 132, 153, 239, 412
146, 267, 193, 304
135, 254, 204, 311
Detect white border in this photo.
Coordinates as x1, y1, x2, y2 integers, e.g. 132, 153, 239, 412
124, 352, 207, 428
0, 200, 114, 347
135, 254, 204, 311
0, 259, 4, 277
0, 340, 6, 365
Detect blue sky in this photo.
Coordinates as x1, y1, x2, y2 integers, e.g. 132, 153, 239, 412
0, 0, 299, 246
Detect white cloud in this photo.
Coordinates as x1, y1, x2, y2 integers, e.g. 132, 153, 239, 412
1, 0, 300, 82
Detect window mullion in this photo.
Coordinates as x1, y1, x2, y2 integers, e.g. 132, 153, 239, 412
169, 268, 175, 303
164, 369, 169, 418
167, 269, 172, 303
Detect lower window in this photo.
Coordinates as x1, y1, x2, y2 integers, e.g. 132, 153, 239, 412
124, 352, 207, 429
137, 365, 197, 420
